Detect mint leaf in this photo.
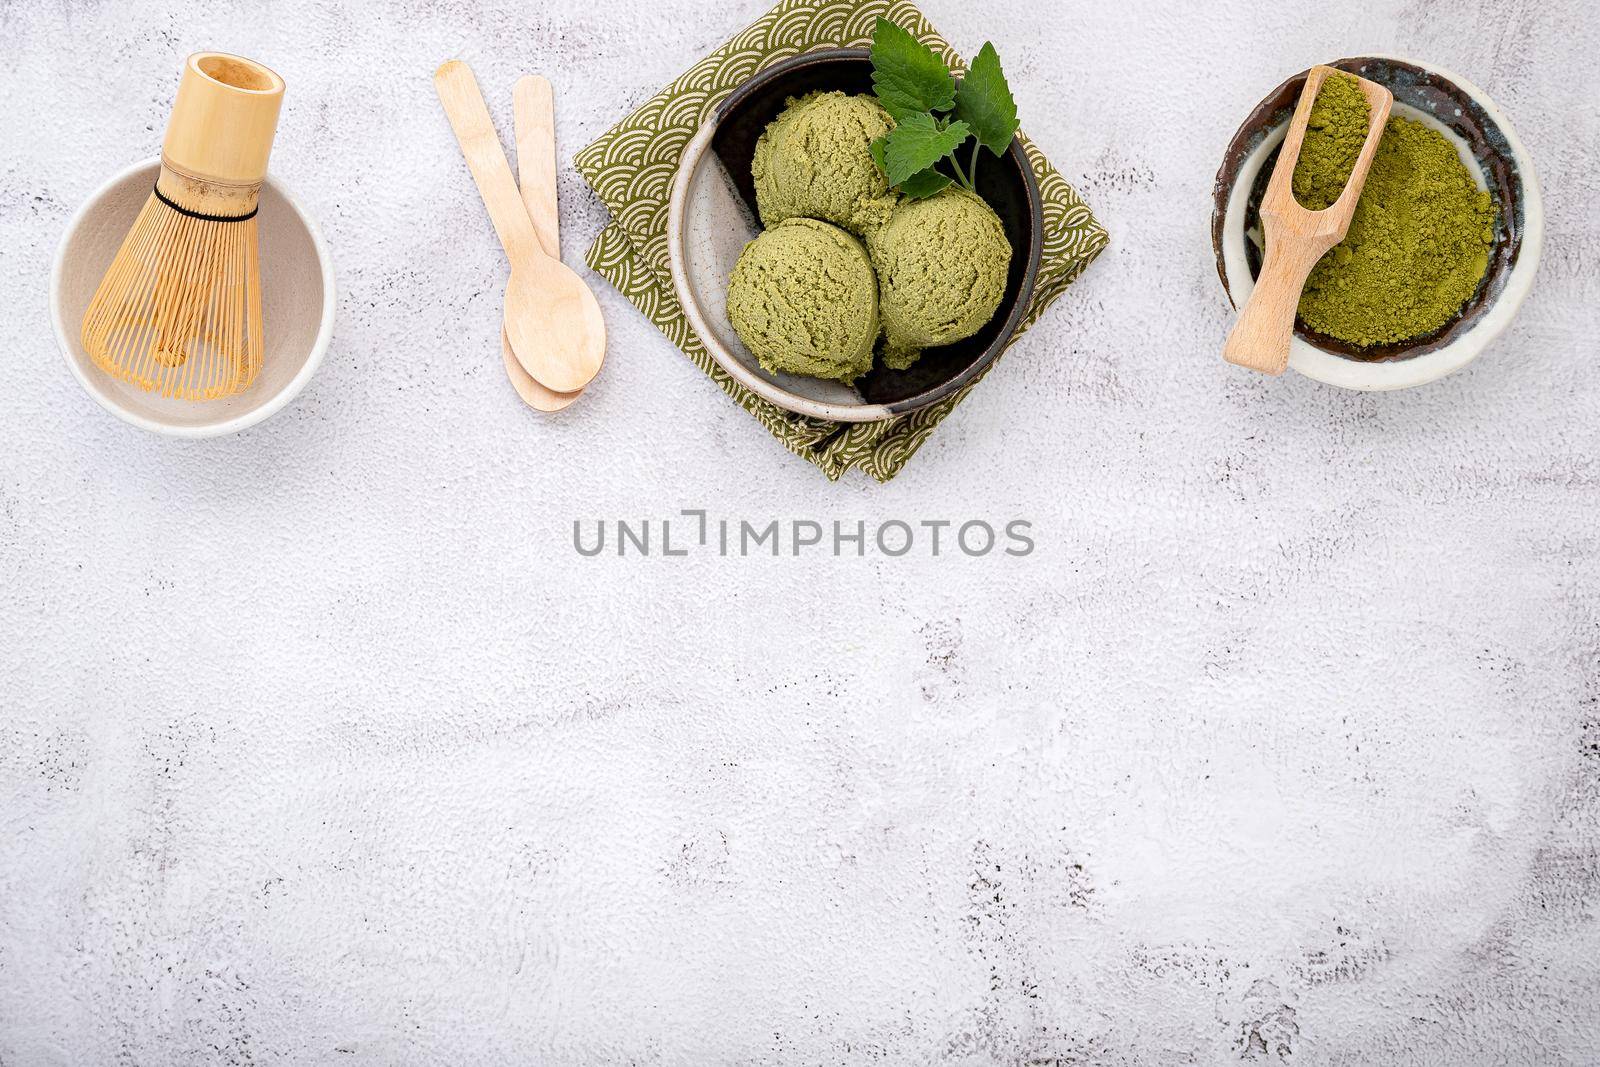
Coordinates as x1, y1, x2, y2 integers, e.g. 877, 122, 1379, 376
898, 168, 953, 200
874, 132, 952, 197
870, 17, 955, 121
883, 112, 971, 187
954, 42, 1019, 156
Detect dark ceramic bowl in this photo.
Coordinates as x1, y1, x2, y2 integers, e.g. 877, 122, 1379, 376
1212, 56, 1543, 390
668, 49, 1044, 422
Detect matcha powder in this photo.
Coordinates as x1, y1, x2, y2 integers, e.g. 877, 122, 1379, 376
1293, 72, 1371, 211
1291, 90, 1498, 348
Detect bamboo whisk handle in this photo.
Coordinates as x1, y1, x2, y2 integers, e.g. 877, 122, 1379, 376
159, 52, 285, 216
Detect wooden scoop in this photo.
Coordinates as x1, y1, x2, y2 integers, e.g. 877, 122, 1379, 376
499, 76, 583, 413
1223, 65, 1393, 376
435, 60, 606, 394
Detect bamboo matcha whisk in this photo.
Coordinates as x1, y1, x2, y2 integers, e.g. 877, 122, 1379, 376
82, 52, 285, 400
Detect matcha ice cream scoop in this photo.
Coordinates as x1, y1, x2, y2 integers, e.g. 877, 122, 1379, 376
753, 91, 898, 235
727, 218, 880, 384
870, 188, 1013, 369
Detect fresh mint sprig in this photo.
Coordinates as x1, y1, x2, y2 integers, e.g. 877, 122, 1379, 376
881, 112, 971, 187
869, 17, 1020, 200
869, 17, 955, 121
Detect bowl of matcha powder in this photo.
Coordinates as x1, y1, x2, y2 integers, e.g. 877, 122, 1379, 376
1213, 57, 1543, 390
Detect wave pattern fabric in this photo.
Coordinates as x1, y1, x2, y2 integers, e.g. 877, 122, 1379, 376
575, 0, 1109, 482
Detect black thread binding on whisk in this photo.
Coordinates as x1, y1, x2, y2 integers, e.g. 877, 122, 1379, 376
152, 183, 259, 223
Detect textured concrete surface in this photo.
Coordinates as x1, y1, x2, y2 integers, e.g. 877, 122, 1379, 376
3, 0, 1599, 1063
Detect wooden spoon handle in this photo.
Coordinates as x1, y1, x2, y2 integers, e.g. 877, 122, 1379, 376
1223, 236, 1329, 376
514, 75, 560, 261
501, 74, 581, 411
434, 60, 541, 265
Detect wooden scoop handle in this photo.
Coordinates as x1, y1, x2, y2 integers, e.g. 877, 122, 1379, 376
1222, 236, 1332, 375
435, 60, 542, 266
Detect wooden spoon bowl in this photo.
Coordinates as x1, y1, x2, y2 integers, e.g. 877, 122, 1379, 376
501, 264, 605, 394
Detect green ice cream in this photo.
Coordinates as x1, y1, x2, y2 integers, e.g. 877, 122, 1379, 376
727, 218, 880, 384
870, 188, 1012, 369
753, 92, 898, 235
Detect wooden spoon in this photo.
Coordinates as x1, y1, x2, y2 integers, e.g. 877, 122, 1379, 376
1223, 65, 1393, 376
500, 76, 582, 413
435, 60, 605, 394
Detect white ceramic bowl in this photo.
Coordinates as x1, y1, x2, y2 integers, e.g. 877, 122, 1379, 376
51, 158, 335, 436
1213, 56, 1544, 391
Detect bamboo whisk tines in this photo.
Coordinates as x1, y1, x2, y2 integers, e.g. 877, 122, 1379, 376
82, 195, 265, 398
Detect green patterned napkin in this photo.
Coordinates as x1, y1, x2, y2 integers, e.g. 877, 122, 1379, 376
575, 0, 1108, 482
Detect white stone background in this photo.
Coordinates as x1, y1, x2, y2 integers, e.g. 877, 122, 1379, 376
2, 0, 1598, 1062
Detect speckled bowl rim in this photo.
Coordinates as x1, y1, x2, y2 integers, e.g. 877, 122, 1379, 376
667, 48, 1044, 424
1213, 55, 1544, 391
50, 157, 336, 438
